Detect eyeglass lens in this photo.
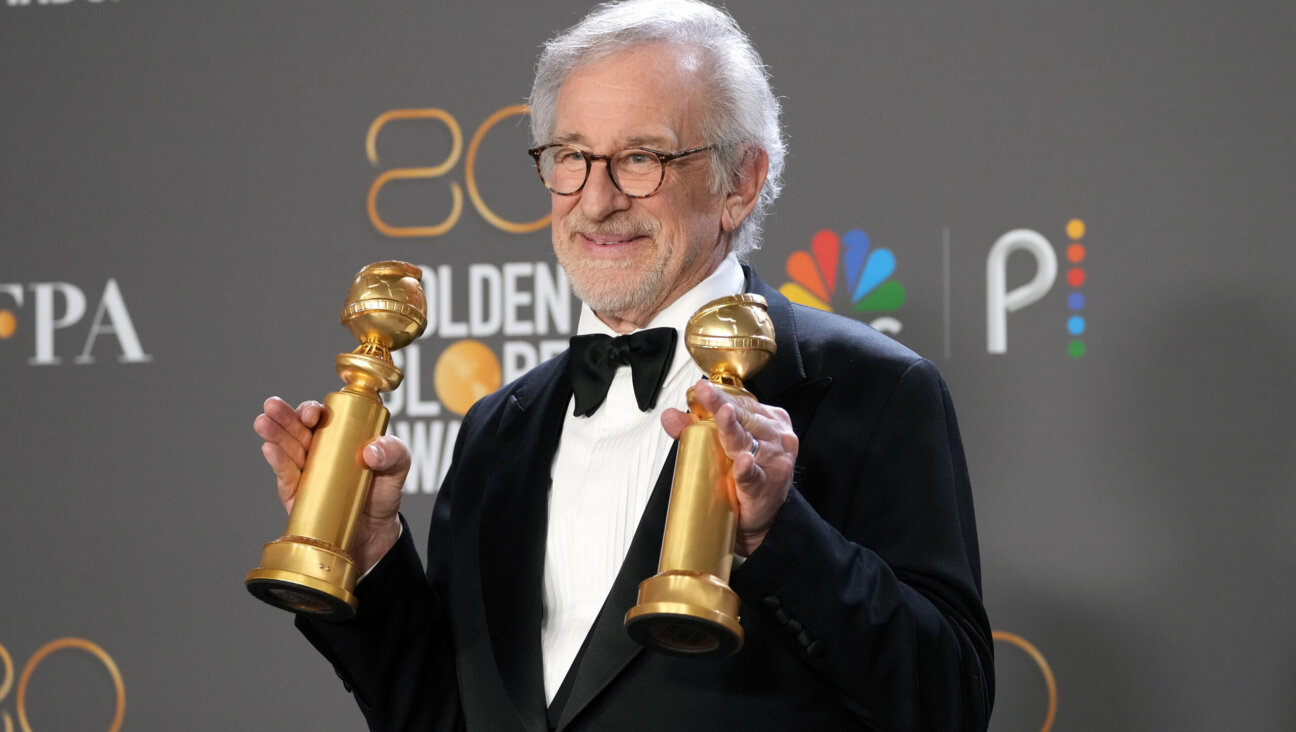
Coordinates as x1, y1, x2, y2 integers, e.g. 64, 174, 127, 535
537, 146, 664, 197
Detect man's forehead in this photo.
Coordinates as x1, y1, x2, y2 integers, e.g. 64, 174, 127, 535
549, 43, 705, 149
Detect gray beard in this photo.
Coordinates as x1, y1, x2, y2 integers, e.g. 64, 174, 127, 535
559, 252, 670, 319
556, 210, 669, 320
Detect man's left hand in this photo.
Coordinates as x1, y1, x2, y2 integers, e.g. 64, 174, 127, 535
661, 379, 798, 556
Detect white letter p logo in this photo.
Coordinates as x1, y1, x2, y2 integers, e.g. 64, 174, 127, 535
987, 229, 1057, 354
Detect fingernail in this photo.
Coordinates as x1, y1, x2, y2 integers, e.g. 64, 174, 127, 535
366, 443, 384, 463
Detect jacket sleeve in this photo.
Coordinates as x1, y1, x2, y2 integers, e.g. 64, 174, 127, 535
731, 357, 994, 732
294, 418, 474, 732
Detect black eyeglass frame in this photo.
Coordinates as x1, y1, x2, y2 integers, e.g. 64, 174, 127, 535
527, 143, 715, 199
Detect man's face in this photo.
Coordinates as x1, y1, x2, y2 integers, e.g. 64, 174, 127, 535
549, 43, 730, 329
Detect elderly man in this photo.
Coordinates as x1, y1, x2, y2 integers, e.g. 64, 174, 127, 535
255, 1, 993, 729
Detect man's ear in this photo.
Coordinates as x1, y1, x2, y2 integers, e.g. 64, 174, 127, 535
721, 145, 770, 233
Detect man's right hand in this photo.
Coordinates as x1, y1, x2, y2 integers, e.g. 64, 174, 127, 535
253, 396, 410, 574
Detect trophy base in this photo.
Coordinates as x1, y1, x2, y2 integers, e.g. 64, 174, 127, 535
246, 569, 357, 620
624, 570, 744, 658
245, 536, 359, 621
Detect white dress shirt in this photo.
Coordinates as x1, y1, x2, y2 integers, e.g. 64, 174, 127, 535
540, 254, 744, 703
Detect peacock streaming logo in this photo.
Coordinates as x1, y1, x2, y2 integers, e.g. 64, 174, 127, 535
987, 218, 1090, 358
778, 229, 906, 335
779, 220, 1091, 359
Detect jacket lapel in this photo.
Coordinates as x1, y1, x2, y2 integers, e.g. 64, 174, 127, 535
744, 267, 832, 430
478, 356, 573, 732
743, 266, 804, 401
552, 443, 677, 730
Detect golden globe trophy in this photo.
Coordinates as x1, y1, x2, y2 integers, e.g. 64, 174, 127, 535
625, 294, 776, 657
246, 261, 427, 621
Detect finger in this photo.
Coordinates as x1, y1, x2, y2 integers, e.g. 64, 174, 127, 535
730, 445, 765, 487
363, 435, 411, 474
687, 382, 745, 449
735, 430, 798, 495
253, 412, 308, 469
689, 380, 729, 418
261, 397, 315, 453
740, 422, 798, 468
691, 384, 768, 462
363, 435, 411, 519
296, 400, 324, 430
714, 401, 767, 460
660, 407, 697, 439
261, 441, 300, 513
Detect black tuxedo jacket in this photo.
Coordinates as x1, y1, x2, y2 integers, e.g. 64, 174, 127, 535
299, 268, 993, 731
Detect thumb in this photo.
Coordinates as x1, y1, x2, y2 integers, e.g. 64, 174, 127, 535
364, 435, 412, 478
660, 408, 696, 440
363, 436, 411, 518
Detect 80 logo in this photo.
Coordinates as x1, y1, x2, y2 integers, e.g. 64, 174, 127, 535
0, 639, 124, 732
366, 105, 550, 237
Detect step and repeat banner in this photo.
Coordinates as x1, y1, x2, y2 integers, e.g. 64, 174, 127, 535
2, 1, 1294, 730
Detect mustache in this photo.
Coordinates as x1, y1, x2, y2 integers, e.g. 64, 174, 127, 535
561, 210, 660, 238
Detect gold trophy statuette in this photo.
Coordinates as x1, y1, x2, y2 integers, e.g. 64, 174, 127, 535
624, 294, 776, 657
246, 261, 427, 620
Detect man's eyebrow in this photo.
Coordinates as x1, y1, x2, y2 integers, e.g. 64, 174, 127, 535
623, 135, 676, 149
552, 132, 586, 146
548, 132, 677, 149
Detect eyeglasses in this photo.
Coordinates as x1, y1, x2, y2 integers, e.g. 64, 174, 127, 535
527, 143, 714, 199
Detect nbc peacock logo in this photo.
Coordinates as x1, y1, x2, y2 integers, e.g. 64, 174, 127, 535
779, 229, 906, 335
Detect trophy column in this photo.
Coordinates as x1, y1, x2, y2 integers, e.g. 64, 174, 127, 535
246, 261, 427, 621
625, 294, 776, 657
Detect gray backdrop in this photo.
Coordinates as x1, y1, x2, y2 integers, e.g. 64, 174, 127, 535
2, 1, 1293, 730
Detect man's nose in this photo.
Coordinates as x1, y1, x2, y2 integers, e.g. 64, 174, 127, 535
578, 159, 632, 220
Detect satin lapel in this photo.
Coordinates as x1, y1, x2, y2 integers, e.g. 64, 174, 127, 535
743, 266, 833, 434
478, 356, 573, 732
744, 267, 805, 401
554, 443, 679, 730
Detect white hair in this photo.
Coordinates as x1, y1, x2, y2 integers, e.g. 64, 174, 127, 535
529, 0, 786, 258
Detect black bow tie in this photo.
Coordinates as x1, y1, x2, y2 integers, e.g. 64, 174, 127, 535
567, 328, 678, 417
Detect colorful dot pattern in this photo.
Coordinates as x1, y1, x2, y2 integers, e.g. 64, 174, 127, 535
1066, 218, 1086, 359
